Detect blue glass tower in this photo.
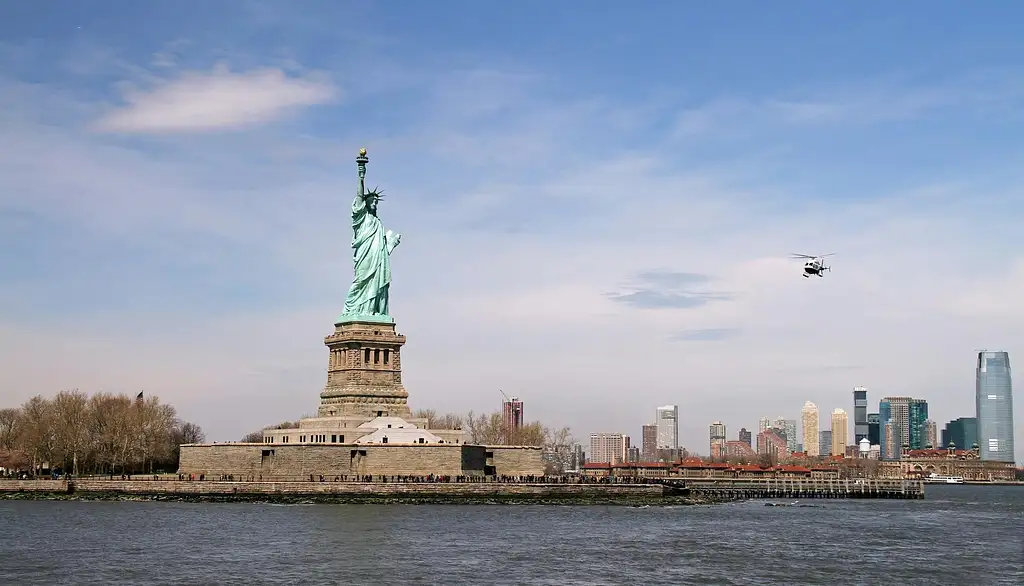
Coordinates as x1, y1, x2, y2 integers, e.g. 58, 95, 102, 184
976, 351, 1014, 462
879, 397, 929, 460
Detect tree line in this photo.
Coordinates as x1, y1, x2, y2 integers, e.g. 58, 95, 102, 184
239, 408, 579, 474
0, 390, 204, 476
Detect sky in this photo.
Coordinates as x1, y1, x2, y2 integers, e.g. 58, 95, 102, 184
1, 1, 1023, 461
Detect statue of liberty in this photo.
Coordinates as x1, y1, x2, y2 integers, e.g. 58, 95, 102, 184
340, 148, 401, 322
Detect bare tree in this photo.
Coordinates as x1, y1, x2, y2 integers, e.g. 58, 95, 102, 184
240, 430, 265, 443
412, 408, 438, 428
0, 408, 20, 450
19, 396, 54, 472
465, 410, 505, 444
177, 422, 205, 445
543, 426, 576, 474
3, 391, 197, 475
514, 421, 546, 446
51, 389, 90, 475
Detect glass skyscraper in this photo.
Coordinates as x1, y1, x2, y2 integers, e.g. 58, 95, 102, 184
879, 397, 929, 460
976, 351, 1014, 462
941, 417, 977, 449
867, 413, 880, 445
853, 387, 868, 443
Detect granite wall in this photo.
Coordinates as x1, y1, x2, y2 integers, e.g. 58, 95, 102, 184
177, 443, 545, 479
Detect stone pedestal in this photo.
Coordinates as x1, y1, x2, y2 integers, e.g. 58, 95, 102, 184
318, 319, 412, 419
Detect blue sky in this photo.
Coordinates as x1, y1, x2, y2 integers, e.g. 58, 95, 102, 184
2, 1, 1023, 460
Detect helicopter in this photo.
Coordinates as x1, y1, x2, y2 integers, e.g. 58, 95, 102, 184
790, 253, 835, 278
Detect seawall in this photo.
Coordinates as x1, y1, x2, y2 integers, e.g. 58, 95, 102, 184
0, 479, 723, 506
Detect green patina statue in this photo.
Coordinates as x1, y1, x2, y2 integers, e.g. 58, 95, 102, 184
339, 148, 401, 324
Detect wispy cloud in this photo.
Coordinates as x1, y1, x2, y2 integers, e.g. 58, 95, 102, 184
671, 328, 739, 342
92, 64, 337, 133
608, 270, 732, 310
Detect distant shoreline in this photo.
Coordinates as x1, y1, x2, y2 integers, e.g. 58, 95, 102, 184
0, 479, 734, 506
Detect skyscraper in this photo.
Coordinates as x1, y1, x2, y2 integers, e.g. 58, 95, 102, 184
773, 418, 798, 453
802, 402, 820, 456
941, 417, 977, 449
879, 397, 929, 460
867, 412, 880, 445
976, 351, 1015, 462
831, 408, 849, 456
501, 396, 524, 444
641, 424, 658, 461
923, 420, 938, 449
738, 427, 752, 447
819, 430, 832, 457
853, 387, 868, 443
656, 405, 679, 450
709, 421, 727, 459
758, 417, 771, 433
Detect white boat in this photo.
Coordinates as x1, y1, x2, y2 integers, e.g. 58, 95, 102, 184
923, 473, 964, 484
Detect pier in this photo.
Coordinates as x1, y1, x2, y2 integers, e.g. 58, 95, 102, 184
664, 477, 924, 499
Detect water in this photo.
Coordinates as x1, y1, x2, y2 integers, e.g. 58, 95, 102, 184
1, 485, 1021, 585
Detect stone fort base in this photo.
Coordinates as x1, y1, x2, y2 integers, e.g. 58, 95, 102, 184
178, 443, 544, 479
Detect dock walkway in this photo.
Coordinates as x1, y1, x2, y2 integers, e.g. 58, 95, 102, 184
664, 478, 924, 499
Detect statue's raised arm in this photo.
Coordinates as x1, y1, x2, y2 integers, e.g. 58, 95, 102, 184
339, 148, 401, 323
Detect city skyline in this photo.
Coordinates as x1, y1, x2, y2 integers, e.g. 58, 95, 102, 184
602, 372, 1012, 462
1, 3, 1023, 463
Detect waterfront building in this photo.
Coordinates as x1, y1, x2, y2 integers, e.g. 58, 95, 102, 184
886, 446, 1015, 481
589, 433, 626, 464
758, 417, 771, 433
738, 427, 752, 447
819, 430, 832, 457
853, 387, 869, 443
831, 408, 849, 456
879, 397, 929, 460
801, 402, 820, 456
641, 424, 658, 461
709, 421, 727, 459
941, 417, 978, 450
656, 405, 679, 450
976, 351, 1015, 462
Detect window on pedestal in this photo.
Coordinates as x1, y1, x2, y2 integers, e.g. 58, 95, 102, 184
374, 349, 380, 364
332, 435, 337, 443
364, 348, 371, 364
383, 349, 390, 364
382, 436, 388, 444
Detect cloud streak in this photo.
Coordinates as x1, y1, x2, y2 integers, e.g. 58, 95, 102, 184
92, 64, 337, 133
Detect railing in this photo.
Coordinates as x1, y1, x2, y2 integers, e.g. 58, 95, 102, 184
678, 477, 925, 498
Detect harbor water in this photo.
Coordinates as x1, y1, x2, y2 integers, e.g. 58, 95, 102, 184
0, 484, 1021, 585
